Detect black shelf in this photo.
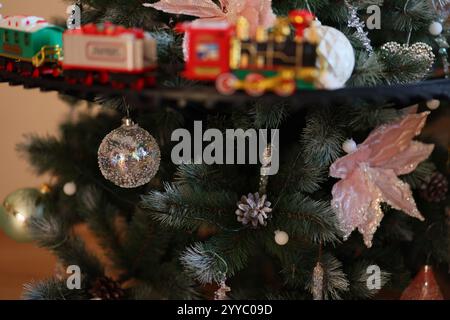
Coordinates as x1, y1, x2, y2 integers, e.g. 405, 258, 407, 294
1, 70, 450, 112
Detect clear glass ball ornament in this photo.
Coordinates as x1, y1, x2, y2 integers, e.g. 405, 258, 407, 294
98, 118, 161, 188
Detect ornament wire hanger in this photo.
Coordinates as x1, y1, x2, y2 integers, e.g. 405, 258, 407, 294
203, 251, 231, 300
404, 0, 414, 46
304, 0, 313, 13
122, 97, 131, 120
202, 250, 229, 286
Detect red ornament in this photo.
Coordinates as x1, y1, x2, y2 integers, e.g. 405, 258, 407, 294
400, 265, 444, 300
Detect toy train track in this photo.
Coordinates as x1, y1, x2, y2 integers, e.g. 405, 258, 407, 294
1, 14, 450, 112
2, 69, 450, 112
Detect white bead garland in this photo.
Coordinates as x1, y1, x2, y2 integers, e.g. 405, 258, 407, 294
274, 230, 289, 246
426, 99, 440, 110
342, 139, 358, 154
63, 182, 77, 196
429, 21, 443, 36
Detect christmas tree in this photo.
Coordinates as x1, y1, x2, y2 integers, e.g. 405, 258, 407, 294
0, 0, 448, 300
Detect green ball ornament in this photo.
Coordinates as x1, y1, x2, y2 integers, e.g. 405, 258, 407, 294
0, 188, 46, 243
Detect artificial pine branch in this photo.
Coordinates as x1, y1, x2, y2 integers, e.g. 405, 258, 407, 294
12, 0, 448, 301
78, 186, 129, 270
301, 108, 346, 168
142, 183, 237, 230
29, 216, 104, 279
343, 260, 390, 299
23, 278, 89, 300
275, 193, 341, 244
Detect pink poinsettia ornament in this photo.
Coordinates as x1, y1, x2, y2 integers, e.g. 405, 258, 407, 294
330, 107, 434, 248
143, 0, 276, 36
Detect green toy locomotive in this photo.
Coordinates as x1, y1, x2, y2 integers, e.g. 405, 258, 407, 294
0, 16, 63, 77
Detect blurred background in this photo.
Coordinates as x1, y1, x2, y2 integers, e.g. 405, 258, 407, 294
0, 0, 448, 300
0, 0, 69, 299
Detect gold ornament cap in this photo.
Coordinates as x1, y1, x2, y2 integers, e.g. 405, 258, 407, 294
39, 183, 52, 195
122, 118, 135, 127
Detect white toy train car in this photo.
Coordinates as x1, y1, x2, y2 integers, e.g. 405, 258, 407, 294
62, 23, 157, 89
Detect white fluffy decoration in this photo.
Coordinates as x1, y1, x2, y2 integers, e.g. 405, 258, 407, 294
63, 182, 77, 196
274, 230, 289, 246
429, 21, 443, 36
342, 139, 358, 154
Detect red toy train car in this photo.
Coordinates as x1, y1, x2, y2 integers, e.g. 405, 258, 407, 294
177, 10, 321, 97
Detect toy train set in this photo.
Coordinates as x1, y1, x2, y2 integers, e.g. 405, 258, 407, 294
0, 10, 324, 96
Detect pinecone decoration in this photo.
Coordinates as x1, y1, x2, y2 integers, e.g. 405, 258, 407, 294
89, 276, 125, 300
236, 192, 272, 228
420, 172, 448, 203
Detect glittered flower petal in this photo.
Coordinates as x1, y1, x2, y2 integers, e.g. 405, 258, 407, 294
331, 166, 374, 240
144, 0, 224, 18
381, 141, 434, 176
370, 167, 425, 221
366, 112, 430, 167
357, 197, 384, 248
329, 145, 371, 179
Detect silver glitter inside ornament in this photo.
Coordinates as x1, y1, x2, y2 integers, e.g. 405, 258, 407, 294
98, 118, 161, 188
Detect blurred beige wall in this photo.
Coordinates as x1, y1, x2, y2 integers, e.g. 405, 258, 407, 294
0, 0, 71, 300
0, 0, 69, 200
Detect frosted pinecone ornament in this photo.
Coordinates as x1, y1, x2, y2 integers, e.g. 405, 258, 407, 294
236, 193, 272, 228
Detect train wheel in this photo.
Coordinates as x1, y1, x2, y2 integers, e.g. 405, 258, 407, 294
99, 72, 109, 84
131, 78, 145, 91
6, 62, 14, 72
21, 69, 32, 77
84, 73, 94, 86
244, 73, 265, 97
32, 68, 40, 78
65, 77, 77, 85
274, 79, 296, 97
52, 68, 61, 78
112, 81, 125, 90
216, 73, 237, 95
145, 77, 156, 87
